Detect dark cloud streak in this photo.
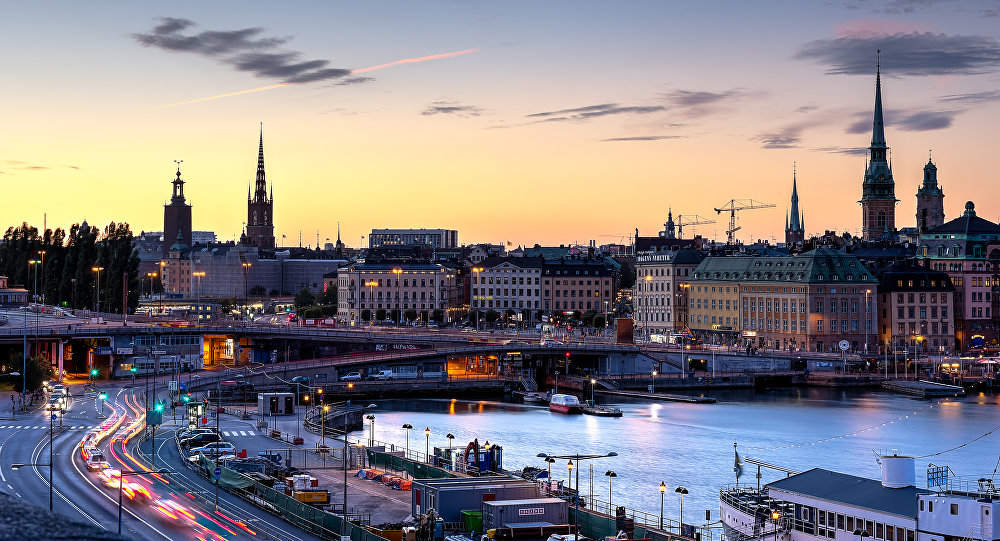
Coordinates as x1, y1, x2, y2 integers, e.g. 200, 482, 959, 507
796, 32, 1000, 76
422, 101, 483, 117
526, 103, 664, 123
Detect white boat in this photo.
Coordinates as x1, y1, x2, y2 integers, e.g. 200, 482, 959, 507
549, 394, 582, 414
720, 451, 998, 541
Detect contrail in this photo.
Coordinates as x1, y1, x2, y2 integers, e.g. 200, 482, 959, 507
149, 48, 480, 110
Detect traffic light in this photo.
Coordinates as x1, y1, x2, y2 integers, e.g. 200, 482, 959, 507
98, 392, 108, 401
130, 366, 137, 373
181, 393, 191, 403
90, 368, 98, 378
154, 403, 164, 412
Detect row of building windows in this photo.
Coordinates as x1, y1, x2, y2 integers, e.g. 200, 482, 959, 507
352, 302, 443, 310
475, 276, 540, 285
473, 300, 541, 309
346, 278, 447, 287
472, 288, 539, 297
895, 306, 948, 319
357, 291, 437, 300
800, 508, 914, 541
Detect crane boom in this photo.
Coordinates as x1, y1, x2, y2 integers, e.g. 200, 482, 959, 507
713, 199, 776, 245
676, 214, 716, 237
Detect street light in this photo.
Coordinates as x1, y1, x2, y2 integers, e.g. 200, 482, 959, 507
242, 262, 252, 322
659, 481, 667, 530
604, 470, 617, 511
343, 403, 376, 535
145, 272, 158, 299
365, 280, 378, 323
367, 414, 376, 447
445, 433, 455, 469
92, 266, 104, 314
37, 250, 46, 305
864, 289, 872, 354
391, 267, 403, 326
471, 267, 484, 331
589, 378, 596, 403
402, 423, 413, 458
538, 451, 618, 541
114, 468, 172, 533
193, 271, 206, 323
544, 457, 555, 491
424, 427, 431, 462
675, 486, 689, 527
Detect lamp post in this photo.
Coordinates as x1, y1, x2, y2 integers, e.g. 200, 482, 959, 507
341, 401, 375, 535
864, 289, 872, 354
367, 414, 376, 446
402, 423, 413, 458
242, 262, 252, 323
675, 486, 689, 528
37, 250, 46, 305
446, 433, 455, 469
604, 470, 617, 511
643, 275, 652, 340
538, 451, 618, 541
391, 267, 403, 326
590, 378, 596, 403
145, 272, 158, 299
365, 280, 378, 323
320, 404, 330, 453
651, 370, 657, 393
114, 468, 173, 533
659, 481, 666, 530
544, 456, 555, 490
472, 267, 484, 331
193, 271, 205, 323
92, 266, 104, 314
424, 427, 431, 462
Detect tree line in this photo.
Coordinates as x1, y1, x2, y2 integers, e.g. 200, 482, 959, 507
0, 221, 140, 313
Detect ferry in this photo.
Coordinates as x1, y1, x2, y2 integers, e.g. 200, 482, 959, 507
720, 451, 999, 541
549, 394, 583, 414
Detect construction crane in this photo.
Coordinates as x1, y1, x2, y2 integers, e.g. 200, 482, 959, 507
713, 199, 776, 245
676, 214, 716, 238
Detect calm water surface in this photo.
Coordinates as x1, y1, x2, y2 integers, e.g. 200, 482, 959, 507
349, 388, 1000, 523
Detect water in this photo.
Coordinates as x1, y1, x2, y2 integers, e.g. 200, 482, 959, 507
350, 389, 1000, 524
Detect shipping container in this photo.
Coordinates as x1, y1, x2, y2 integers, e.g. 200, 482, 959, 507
411, 477, 539, 522
481, 498, 568, 531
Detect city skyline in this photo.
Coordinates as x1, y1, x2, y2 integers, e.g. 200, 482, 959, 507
3, 1, 1000, 246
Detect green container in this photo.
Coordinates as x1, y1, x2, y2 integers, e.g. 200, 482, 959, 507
461, 510, 483, 535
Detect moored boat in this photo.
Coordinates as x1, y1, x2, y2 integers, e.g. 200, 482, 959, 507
549, 393, 582, 414
582, 400, 623, 417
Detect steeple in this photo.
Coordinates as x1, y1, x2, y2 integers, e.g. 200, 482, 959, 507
244, 124, 276, 249
171, 160, 186, 204
915, 150, 945, 232
871, 50, 886, 149
253, 123, 268, 204
788, 163, 801, 231
664, 208, 676, 239
859, 50, 898, 240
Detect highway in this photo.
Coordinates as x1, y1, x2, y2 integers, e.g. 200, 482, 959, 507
0, 379, 323, 540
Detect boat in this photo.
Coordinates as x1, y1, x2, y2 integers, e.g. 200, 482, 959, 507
720, 451, 999, 541
549, 394, 582, 414
582, 400, 623, 417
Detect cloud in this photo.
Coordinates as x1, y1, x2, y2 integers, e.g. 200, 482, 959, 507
421, 101, 483, 117
601, 135, 682, 142
526, 103, 664, 123
812, 146, 869, 156
664, 89, 742, 107
796, 31, 1000, 76
336, 77, 374, 86
840, 0, 996, 16
796, 105, 819, 113
134, 17, 351, 83
939, 90, 1000, 103
757, 134, 801, 149
846, 108, 960, 133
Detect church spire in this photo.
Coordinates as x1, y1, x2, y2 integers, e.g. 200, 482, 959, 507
253, 123, 267, 204
871, 50, 886, 148
788, 162, 801, 231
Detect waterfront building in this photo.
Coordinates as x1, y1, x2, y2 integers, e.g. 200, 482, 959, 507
540, 258, 617, 316
859, 59, 899, 240
336, 259, 461, 324
243, 127, 276, 249
721, 454, 999, 541
875, 263, 955, 355
688, 248, 878, 352
785, 165, 805, 246
162, 164, 192, 258
470, 257, 543, 318
917, 201, 1000, 351
915, 157, 945, 233
368, 228, 458, 249
633, 249, 704, 338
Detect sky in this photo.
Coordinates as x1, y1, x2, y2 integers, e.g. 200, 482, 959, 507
3, 0, 1000, 248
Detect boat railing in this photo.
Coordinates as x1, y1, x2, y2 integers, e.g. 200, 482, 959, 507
719, 485, 791, 538
930, 473, 1000, 499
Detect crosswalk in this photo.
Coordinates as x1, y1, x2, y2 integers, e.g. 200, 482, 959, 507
0, 425, 94, 430
221, 430, 254, 437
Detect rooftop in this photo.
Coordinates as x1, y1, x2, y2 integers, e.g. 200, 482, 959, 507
766, 468, 930, 519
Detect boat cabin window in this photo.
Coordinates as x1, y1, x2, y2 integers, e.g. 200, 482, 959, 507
837, 514, 845, 530
950, 503, 958, 515
876, 522, 884, 539
886, 525, 895, 541
866, 520, 874, 536
928, 501, 934, 512
920, 501, 924, 511
802, 507, 810, 521
847, 517, 855, 532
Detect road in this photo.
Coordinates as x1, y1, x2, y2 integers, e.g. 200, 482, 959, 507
0, 380, 323, 540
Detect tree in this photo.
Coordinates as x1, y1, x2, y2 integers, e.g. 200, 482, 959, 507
592, 314, 607, 328
404, 309, 417, 323
375, 308, 387, 321
432, 309, 444, 323
321, 284, 337, 305
249, 285, 267, 296
294, 288, 315, 312
390, 309, 401, 324
361, 309, 371, 322
485, 309, 499, 325
11, 355, 52, 395
96, 222, 140, 314
303, 306, 323, 318
582, 310, 597, 326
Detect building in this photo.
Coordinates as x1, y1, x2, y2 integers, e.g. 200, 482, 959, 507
688, 248, 878, 352
785, 165, 805, 246
336, 259, 461, 324
244, 127, 275, 249
368, 229, 458, 249
470, 257, 543, 318
0, 276, 28, 308
162, 165, 192, 258
633, 249, 705, 337
918, 201, 1000, 351
859, 59, 899, 240
192, 231, 217, 245
915, 157, 945, 233
875, 263, 955, 355
540, 258, 617, 316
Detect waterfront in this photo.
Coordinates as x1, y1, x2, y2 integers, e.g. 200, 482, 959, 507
352, 389, 1000, 525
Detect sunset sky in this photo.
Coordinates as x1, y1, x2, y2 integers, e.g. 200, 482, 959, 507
3, 1, 1000, 248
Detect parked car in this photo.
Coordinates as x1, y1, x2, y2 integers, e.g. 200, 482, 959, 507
339, 372, 362, 382
371, 370, 395, 381
189, 442, 236, 457
178, 428, 215, 440
180, 432, 221, 448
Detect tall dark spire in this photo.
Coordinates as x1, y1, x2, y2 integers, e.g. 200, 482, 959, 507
253, 123, 268, 204
788, 162, 801, 231
871, 49, 886, 148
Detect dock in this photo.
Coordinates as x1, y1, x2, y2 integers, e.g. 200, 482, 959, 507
595, 389, 716, 403
881, 379, 966, 398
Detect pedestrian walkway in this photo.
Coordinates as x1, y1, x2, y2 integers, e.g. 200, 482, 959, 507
0, 424, 95, 430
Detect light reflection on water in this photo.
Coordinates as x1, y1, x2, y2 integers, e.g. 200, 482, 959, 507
351, 389, 1000, 522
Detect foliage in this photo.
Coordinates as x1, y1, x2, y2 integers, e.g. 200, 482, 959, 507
302, 306, 324, 318
249, 285, 267, 296
404, 309, 417, 323
293, 288, 315, 311
361, 309, 371, 322
582, 310, 597, 326
320, 284, 337, 305
375, 308, 387, 321
485, 309, 499, 323
10, 355, 52, 394
592, 314, 607, 328
432, 309, 444, 323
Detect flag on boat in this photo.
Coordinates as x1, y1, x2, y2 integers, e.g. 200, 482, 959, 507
734, 443, 744, 482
